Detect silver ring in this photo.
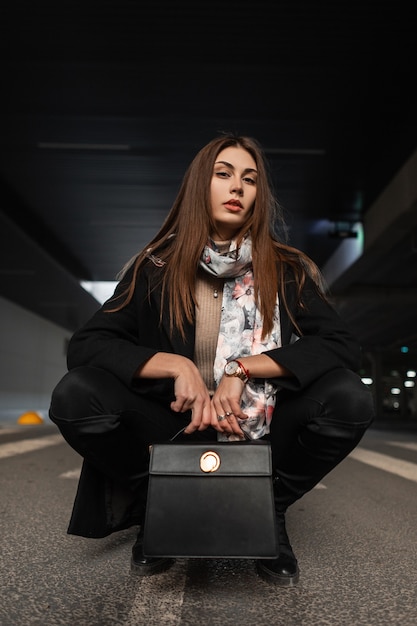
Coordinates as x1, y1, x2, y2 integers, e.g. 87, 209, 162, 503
217, 414, 226, 422
225, 412, 232, 417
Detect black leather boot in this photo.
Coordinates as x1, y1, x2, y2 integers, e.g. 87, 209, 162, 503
256, 511, 299, 586
130, 526, 175, 576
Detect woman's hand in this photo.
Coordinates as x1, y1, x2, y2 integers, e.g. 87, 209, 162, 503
134, 352, 213, 434
210, 375, 248, 439
171, 360, 214, 434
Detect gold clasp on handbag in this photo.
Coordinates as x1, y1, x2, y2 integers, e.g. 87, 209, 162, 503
200, 450, 221, 473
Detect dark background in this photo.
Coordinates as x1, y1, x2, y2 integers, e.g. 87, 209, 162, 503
1, 1, 416, 387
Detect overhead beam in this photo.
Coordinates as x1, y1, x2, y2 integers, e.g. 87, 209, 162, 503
0, 211, 100, 332
322, 148, 417, 292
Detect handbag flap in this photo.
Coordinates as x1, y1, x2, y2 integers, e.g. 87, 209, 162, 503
149, 440, 272, 476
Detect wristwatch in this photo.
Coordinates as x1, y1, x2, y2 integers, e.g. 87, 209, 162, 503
224, 359, 250, 383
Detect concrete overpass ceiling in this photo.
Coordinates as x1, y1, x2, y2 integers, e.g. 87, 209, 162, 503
0, 1, 416, 352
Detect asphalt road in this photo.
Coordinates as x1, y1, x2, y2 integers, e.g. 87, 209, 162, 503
1, 421, 416, 626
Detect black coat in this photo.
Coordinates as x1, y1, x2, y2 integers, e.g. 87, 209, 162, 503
68, 263, 361, 393
64, 262, 362, 537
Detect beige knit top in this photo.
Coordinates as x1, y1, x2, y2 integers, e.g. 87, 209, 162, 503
194, 270, 224, 394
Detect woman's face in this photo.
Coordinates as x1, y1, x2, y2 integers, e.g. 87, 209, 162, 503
210, 146, 257, 241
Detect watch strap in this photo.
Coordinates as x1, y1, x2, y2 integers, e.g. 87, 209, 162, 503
235, 360, 250, 381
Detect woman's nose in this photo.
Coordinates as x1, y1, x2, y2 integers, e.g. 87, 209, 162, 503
230, 179, 243, 195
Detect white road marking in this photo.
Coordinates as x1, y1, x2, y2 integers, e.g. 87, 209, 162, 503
0, 434, 64, 459
0, 427, 28, 436
1, 432, 416, 487
387, 440, 417, 452
60, 468, 82, 479
349, 447, 417, 483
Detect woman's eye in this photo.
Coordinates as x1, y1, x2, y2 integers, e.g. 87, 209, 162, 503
216, 171, 230, 178
243, 176, 256, 185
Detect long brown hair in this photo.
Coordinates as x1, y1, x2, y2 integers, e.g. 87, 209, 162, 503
107, 134, 327, 337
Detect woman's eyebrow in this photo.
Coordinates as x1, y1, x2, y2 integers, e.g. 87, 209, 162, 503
214, 160, 257, 174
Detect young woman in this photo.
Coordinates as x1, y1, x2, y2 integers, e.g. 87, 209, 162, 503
49, 134, 374, 586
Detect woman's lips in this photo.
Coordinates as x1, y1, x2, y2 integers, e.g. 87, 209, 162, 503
224, 201, 243, 212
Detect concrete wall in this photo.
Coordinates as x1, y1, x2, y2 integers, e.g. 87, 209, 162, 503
0, 295, 71, 423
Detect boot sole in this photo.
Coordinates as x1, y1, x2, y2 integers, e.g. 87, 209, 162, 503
130, 556, 175, 576
256, 561, 300, 587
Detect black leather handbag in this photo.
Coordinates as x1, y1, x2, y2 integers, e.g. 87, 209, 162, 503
142, 434, 278, 559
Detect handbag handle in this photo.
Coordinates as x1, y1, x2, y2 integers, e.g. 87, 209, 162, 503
170, 425, 253, 442
170, 426, 188, 441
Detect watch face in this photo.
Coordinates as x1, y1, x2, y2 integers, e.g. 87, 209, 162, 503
225, 360, 239, 375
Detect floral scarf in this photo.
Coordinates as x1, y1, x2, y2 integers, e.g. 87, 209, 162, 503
200, 236, 281, 440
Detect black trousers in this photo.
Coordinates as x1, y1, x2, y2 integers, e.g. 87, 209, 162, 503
49, 366, 375, 535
